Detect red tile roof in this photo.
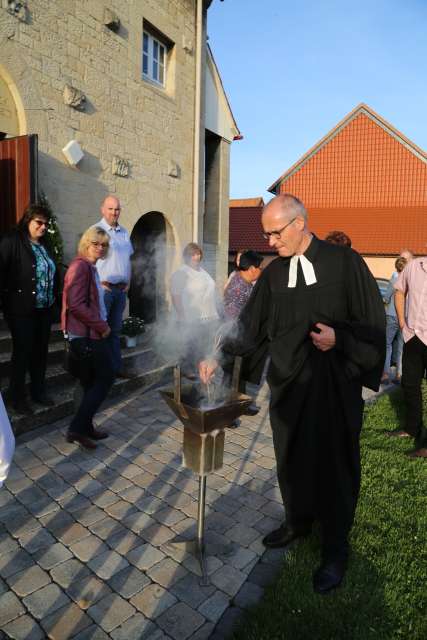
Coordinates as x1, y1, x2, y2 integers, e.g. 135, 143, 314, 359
230, 197, 264, 208
262, 103, 427, 255
229, 203, 270, 253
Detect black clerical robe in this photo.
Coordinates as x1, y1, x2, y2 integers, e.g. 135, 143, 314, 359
225, 236, 385, 557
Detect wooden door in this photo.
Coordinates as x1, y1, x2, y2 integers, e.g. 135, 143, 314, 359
0, 134, 38, 236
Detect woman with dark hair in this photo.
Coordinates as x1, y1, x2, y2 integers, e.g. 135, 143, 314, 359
62, 226, 113, 450
0, 204, 59, 415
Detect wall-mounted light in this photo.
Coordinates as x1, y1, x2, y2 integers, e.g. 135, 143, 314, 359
62, 140, 84, 166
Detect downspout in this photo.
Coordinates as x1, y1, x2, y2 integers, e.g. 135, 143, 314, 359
192, 0, 203, 242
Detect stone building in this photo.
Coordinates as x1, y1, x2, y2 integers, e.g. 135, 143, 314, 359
0, 0, 239, 322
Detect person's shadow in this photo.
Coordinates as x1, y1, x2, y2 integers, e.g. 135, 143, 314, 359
228, 539, 397, 640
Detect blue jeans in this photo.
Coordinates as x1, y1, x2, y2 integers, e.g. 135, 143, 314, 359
103, 287, 126, 373
384, 315, 403, 377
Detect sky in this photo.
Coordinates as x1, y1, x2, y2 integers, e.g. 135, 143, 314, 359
207, 0, 427, 201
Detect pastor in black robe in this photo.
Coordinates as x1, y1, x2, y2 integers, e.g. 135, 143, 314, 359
223, 236, 385, 559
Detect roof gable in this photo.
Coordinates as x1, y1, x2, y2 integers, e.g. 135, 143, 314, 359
268, 104, 427, 209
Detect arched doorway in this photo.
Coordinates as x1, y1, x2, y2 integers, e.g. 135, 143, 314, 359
129, 212, 175, 324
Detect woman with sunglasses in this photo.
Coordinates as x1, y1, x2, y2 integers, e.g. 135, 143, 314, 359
61, 226, 114, 449
0, 204, 59, 415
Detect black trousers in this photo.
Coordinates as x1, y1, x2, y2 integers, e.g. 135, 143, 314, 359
6, 309, 52, 401
401, 335, 427, 448
70, 338, 115, 435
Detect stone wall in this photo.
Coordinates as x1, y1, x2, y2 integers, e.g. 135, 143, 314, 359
0, 0, 216, 272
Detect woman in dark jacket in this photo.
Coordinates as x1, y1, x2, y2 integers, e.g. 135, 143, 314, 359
0, 204, 59, 415
62, 226, 114, 450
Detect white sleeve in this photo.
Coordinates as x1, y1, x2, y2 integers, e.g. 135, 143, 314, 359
0, 393, 15, 488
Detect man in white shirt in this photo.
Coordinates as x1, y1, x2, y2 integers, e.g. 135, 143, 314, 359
96, 196, 133, 374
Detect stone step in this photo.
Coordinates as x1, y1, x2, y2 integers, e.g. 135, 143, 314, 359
0, 336, 155, 377
9, 361, 173, 436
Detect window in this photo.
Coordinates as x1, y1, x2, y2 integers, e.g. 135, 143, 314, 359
143, 31, 166, 86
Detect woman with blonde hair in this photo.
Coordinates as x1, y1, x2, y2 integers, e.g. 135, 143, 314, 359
61, 226, 114, 449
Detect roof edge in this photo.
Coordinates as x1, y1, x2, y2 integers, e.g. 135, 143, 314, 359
267, 103, 427, 194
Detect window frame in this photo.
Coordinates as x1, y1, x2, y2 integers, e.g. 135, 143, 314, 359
142, 30, 167, 88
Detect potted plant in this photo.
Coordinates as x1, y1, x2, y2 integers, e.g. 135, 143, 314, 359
121, 316, 145, 348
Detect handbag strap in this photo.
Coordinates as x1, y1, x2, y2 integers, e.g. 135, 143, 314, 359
65, 261, 93, 339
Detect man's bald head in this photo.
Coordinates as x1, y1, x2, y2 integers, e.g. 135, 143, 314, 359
261, 194, 310, 257
101, 195, 121, 227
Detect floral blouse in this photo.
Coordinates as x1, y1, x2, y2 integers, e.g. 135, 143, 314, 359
31, 243, 56, 308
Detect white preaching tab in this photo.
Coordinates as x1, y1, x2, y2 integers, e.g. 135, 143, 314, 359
288, 255, 317, 288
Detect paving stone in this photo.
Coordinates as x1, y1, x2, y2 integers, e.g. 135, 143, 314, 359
0, 547, 34, 579
18, 528, 57, 554
226, 522, 260, 547
38, 509, 75, 536
87, 593, 135, 633
6, 511, 42, 539
170, 572, 216, 609
197, 589, 230, 623
26, 497, 60, 519
105, 528, 141, 555
0, 532, 18, 557
110, 612, 161, 640
214, 605, 245, 637
2, 614, 45, 640
127, 543, 165, 571
40, 602, 92, 639
234, 505, 264, 527
247, 561, 280, 588
189, 621, 216, 640
72, 505, 106, 527
141, 523, 176, 546
65, 575, 111, 609
109, 565, 151, 599
220, 546, 257, 570
75, 477, 105, 498
50, 558, 91, 588
91, 490, 119, 508
56, 521, 90, 546
104, 499, 138, 521
0, 590, 25, 626
153, 506, 187, 526
182, 552, 223, 578
23, 583, 70, 620
146, 557, 187, 589
0, 577, 7, 595
261, 547, 288, 566
156, 601, 205, 640
70, 534, 108, 562
89, 517, 126, 540
234, 581, 265, 609
130, 583, 177, 619
87, 549, 129, 580
121, 511, 156, 535
33, 542, 73, 570
72, 624, 110, 640
210, 565, 247, 597
6, 564, 51, 597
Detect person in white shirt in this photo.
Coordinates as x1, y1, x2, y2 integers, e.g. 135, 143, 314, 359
96, 196, 133, 374
170, 242, 220, 377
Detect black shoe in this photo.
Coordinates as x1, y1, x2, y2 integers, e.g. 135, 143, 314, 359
227, 419, 240, 429
243, 403, 260, 416
12, 399, 34, 415
88, 428, 109, 440
32, 395, 55, 407
262, 524, 310, 549
313, 558, 347, 594
66, 431, 97, 450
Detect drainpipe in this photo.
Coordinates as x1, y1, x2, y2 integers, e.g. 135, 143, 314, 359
192, 0, 204, 242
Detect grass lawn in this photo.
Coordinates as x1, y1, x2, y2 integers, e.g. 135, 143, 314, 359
232, 387, 427, 640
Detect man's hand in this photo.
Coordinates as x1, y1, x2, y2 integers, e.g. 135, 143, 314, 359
310, 323, 336, 351
199, 359, 218, 384
101, 282, 112, 292
101, 327, 111, 338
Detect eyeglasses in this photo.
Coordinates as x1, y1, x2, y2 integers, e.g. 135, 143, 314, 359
33, 219, 48, 227
91, 241, 109, 249
262, 217, 296, 240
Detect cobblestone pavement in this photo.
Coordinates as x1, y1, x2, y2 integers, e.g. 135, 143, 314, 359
0, 381, 291, 640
